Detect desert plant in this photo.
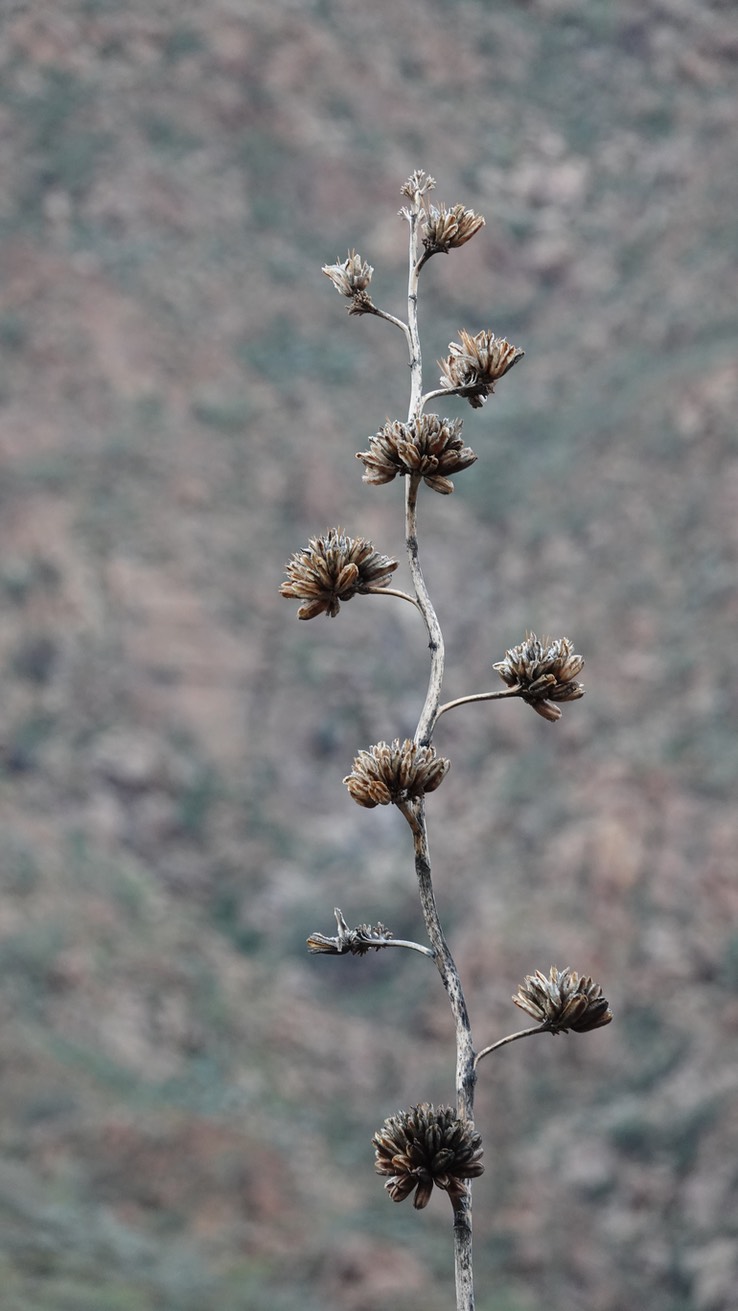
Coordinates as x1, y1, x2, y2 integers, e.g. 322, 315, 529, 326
282, 170, 612, 1311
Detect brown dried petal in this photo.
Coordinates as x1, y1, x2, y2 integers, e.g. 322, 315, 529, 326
296, 597, 334, 621
530, 700, 563, 722
386, 1173, 418, 1204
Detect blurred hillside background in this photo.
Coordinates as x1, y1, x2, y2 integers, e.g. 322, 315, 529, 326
0, 1, 737, 1309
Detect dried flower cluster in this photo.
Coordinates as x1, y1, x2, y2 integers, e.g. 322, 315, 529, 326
373, 1103, 484, 1210
439, 328, 524, 408
422, 203, 485, 255
513, 966, 613, 1034
493, 632, 585, 721
307, 908, 394, 956
281, 528, 398, 620
356, 414, 476, 494
344, 738, 450, 808
322, 249, 375, 314
400, 169, 437, 201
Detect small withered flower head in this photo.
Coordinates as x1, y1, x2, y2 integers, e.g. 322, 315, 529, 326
493, 631, 585, 721
373, 1103, 484, 1210
401, 169, 436, 200
439, 329, 524, 408
344, 738, 450, 808
513, 966, 613, 1034
307, 908, 394, 956
322, 250, 374, 314
281, 528, 398, 620
422, 203, 485, 254
356, 415, 477, 495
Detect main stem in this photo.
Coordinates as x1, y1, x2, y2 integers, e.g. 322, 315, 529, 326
402, 186, 476, 1311
406, 475, 444, 747
404, 197, 444, 749
407, 799, 476, 1311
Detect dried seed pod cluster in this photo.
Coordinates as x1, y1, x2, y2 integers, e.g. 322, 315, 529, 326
400, 169, 437, 200
513, 966, 613, 1034
344, 738, 450, 808
281, 528, 398, 620
373, 1103, 484, 1210
422, 203, 485, 255
493, 632, 585, 721
356, 414, 477, 494
322, 249, 374, 314
439, 328, 524, 408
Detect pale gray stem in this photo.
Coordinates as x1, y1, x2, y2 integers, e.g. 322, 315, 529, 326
363, 585, 420, 609
453, 1192, 475, 1311
422, 378, 499, 409
399, 800, 476, 1120
399, 193, 446, 748
436, 689, 520, 720
378, 937, 435, 958
404, 200, 424, 423
364, 303, 413, 347
475, 1023, 551, 1066
399, 797, 477, 1311
421, 385, 472, 408
405, 474, 445, 747
399, 187, 478, 1311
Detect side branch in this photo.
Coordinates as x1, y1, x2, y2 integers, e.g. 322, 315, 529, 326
363, 585, 420, 609
474, 1024, 551, 1066
307, 906, 434, 958
436, 689, 520, 722
361, 303, 413, 347
421, 384, 478, 409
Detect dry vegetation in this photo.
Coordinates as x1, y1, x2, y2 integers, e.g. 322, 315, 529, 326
0, 2, 737, 1309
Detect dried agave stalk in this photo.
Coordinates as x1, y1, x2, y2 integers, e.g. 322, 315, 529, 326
283, 170, 611, 1311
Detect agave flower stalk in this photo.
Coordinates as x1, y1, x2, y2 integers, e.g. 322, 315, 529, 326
287, 170, 609, 1311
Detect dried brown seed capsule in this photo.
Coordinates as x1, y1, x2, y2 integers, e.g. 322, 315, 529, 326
356, 415, 477, 494
344, 738, 450, 808
513, 966, 613, 1034
493, 632, 585, 720
422, 203, 485, 254
322, 250, 375, 314
373, 1103, 484, 1210
439, 329, 524, 408
280, 528, 398, 620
